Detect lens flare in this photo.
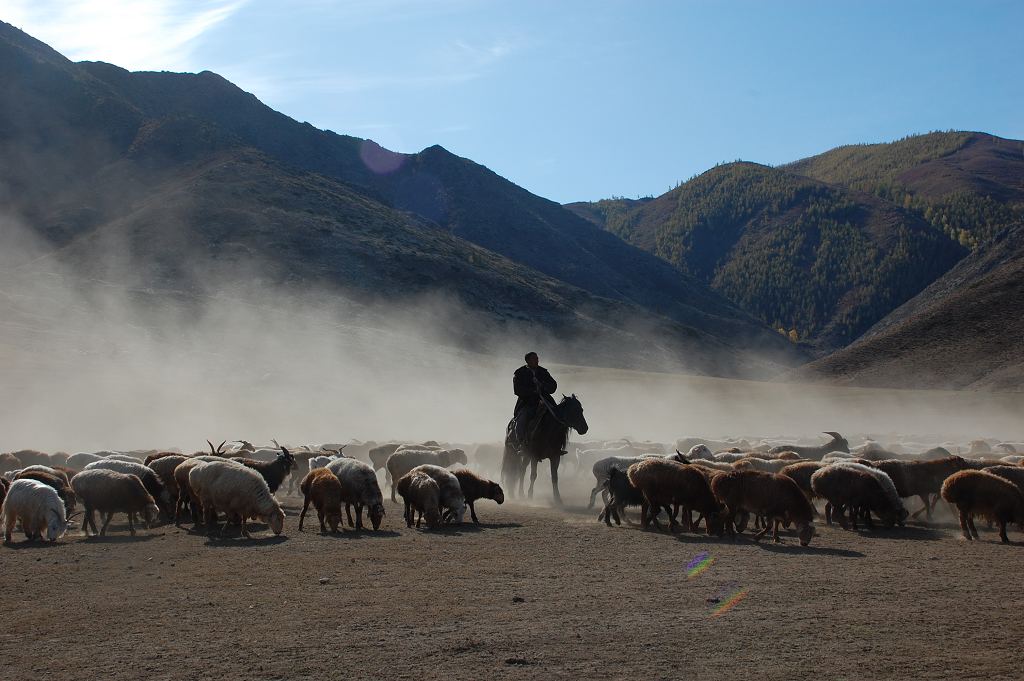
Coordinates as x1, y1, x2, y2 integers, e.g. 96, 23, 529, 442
686, 551, 714, 578
712, 588, 749, 617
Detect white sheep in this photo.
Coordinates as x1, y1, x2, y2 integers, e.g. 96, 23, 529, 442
407, 464, 466, 524
587, 450, 689, 509
326, 457, 386, 530
67, 452, 105, 469
1, 479, 69, 543
308, 454, 339, 471
188, 461, 285, 538
831, 461, 906, 521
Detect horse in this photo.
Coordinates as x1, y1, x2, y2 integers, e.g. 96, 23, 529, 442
501, 394, 588, 506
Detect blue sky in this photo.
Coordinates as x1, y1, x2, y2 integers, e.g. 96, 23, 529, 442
6, 0, 1023, 203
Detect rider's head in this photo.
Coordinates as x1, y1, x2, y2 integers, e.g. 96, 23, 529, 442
524, 351, 539, 368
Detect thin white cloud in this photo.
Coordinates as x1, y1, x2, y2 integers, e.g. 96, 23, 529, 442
3, 0, 247, 71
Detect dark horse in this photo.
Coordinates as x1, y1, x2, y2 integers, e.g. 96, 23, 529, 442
501, 394, 588, 506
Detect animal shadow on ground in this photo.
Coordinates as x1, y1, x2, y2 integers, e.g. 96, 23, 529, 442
2, 539, 71, 550
851, 525, 946, 542
315, 529, 402, 539
754, 541, 865, 558
203, 534, 289, 547
80, 533, 163, 544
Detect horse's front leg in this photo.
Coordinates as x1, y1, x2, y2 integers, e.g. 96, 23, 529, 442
549, 457, 563, 506
527, 458, 538, 499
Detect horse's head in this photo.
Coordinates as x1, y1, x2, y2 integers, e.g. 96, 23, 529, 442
559, 393, 588, 435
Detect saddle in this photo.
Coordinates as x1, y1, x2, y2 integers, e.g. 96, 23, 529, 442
506, 408, 547, 450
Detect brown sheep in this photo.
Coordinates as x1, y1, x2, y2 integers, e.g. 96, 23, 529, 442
385, 448, 467, 502
450, 468, 504, 524
626, 458, 722, 534
780, 461, 825, 501
369, 443, 402, 471
810, 464, 904, 530
711, 469, 816, 545
72, 469, 160, 537
0, 453, 22, 474
298, 468, 344, 533
874, 456, 968, 520
985, 466, 1024, 496
147, 455, 188, 507
8, 450, 50, 467
395, 471, 441, 529
941, 470, 1024, 543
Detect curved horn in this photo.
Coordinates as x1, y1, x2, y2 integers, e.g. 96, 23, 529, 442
272, 438, 281, 449
823, 432, 842, 439
337, 444, 347, 452
207, 440, 216, 455
217, 440, 226, 453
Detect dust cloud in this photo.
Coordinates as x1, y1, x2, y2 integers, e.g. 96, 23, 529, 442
1, 215, 1022, 454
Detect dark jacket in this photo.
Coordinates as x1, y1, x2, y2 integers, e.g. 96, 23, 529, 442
513, 365, 557, 415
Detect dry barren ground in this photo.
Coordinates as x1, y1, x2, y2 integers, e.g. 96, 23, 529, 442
2, 487, 1023, 681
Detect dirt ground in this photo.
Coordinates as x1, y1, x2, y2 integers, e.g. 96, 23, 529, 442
2, 479, 1023, 681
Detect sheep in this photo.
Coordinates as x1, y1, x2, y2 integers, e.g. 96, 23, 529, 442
0, 477, 8, 507
298, 468, 344, 533
711, 470, 815, 545
231, 444, 296, 494
369, 443, 402, 471
810, 464, 904, 529
67, 452, 105, 470
172, 456, 244, 525
732, 457, 807, 473
84, 459, 172, 516
780, 461, 825, 501
385, 448, 468, 502
71, 469, 160, 537
999, 455, 1024, 465
685, 444, 714, 461
712, 451, 750, 463
326, 457, 386, 530
308, 455, 338, 471
396, 471, 442, 529
961, 458, 1011, 470
147, 455, 188, 507
13, 468, 76, 515
576, 442, 656, 474
188, 461, 285, 538
1, 479, 69, 543
831, 461, 908, 526
941, 470, 1024, 543
471, 443, 504, 475
407, 464, 467, 524
598, 467, 644, 526
769, 432, 849, 460
105, 453, 143, 463
985, 466, 1024, 498
586, 450, 690, 509
0, 453, 22, 474
873, 456, 968, 520
450, 468, 504, 524
625, 458, 722, 534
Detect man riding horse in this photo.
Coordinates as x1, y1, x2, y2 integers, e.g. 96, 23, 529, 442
511, 351, 557, 450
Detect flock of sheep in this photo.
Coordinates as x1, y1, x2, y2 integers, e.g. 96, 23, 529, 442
1, 432, 1023, 546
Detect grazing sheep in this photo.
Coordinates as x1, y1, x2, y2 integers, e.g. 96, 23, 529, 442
407, 464, 467, 524
625, 458, 722, 534
326, 458, 386, 530
231, 445, 296, 494
84, 459, 171, 516
587, 450, 690, 509
941, 470, 1024, 543
711, 470, 815, 545
832, 461, 908, 526
450, 468, 504, 524
396, 471, 442, 529
1, 479, 69, 543
769, 432, 849, 460
13, 468, 76, 515
298, 468, 344, 533
385, 448, 468, 502
188, 461, 285, 538
71, 469, 160, 537
873, 456, 968, 520
810, 464, 904, 529
172, 457, 244, 525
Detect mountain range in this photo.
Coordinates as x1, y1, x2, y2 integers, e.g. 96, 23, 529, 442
1, 21, 1022, 389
